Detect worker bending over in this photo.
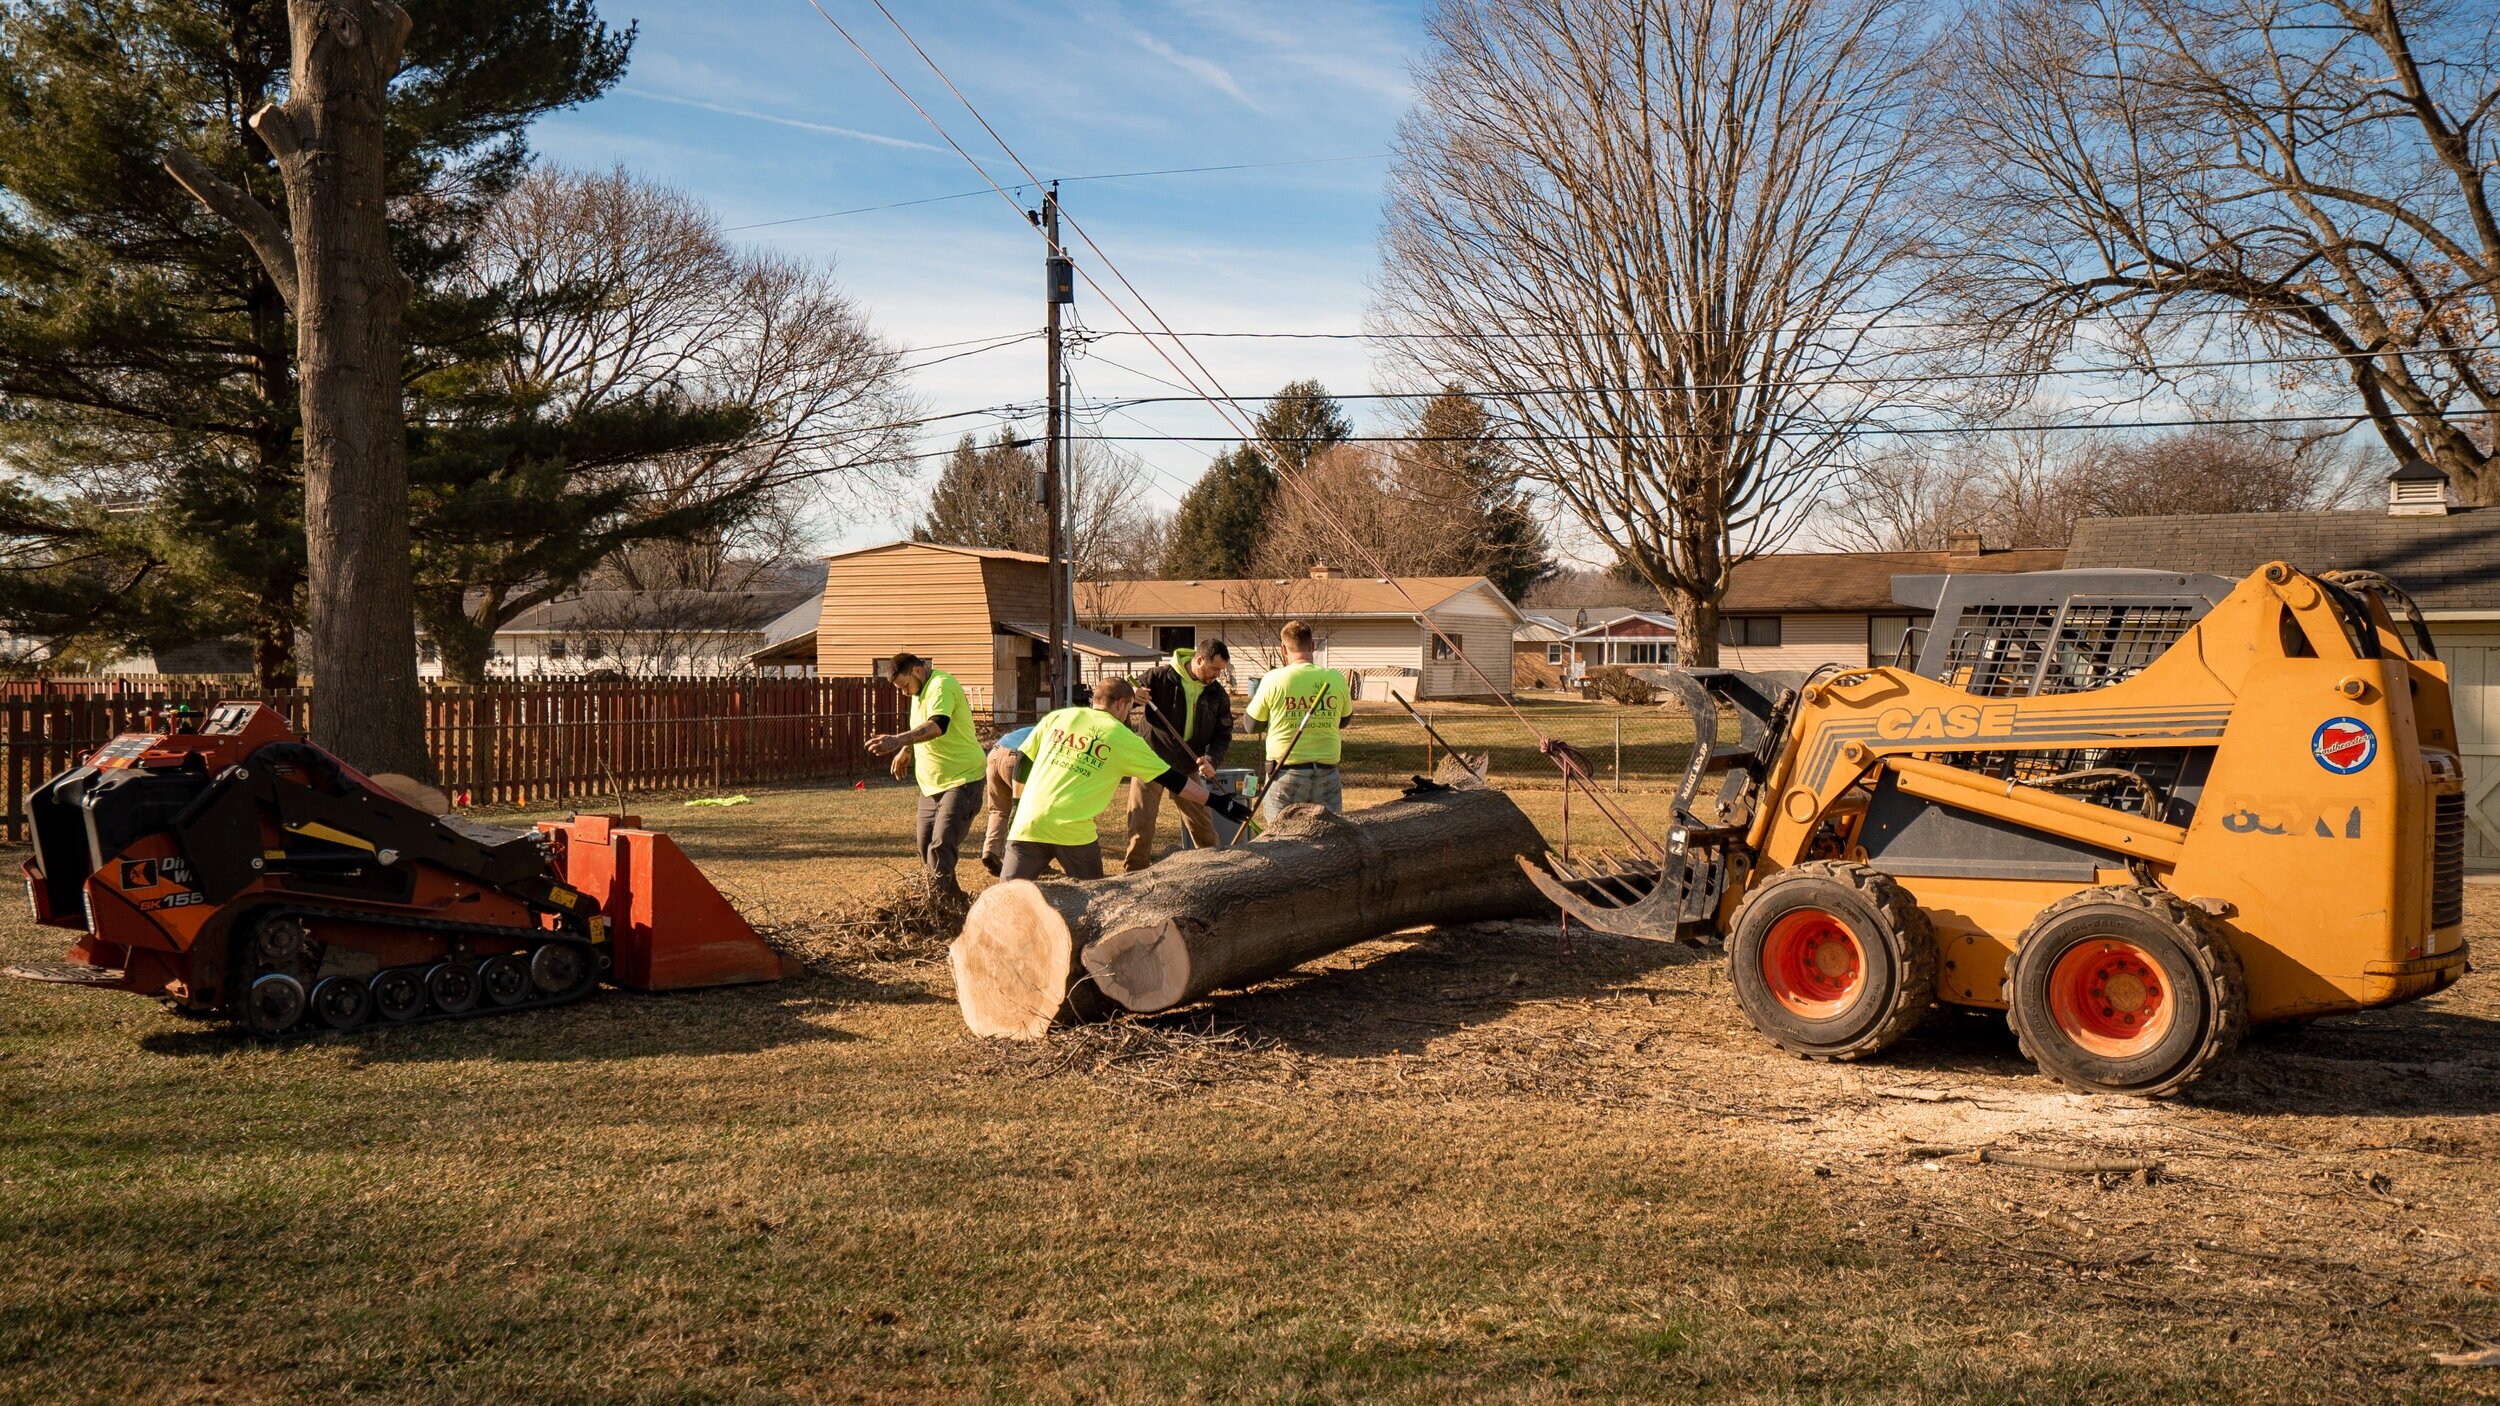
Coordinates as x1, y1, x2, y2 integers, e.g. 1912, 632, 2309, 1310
865, 652, 986, 906
1245, 620, 1351, 824
1124, 641, 1235, 871
1003, 677, 1249, 882
977, 723, 1032, 876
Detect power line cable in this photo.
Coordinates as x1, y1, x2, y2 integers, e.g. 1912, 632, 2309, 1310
724, 152, 1389, 232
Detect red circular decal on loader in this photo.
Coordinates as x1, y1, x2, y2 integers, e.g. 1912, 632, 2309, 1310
2312, 716, 2376, 774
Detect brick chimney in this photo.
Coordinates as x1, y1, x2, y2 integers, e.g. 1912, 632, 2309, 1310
1946, 529, 1984, 557
2388, 458, 2451, 516
1309, 562, 1340, 580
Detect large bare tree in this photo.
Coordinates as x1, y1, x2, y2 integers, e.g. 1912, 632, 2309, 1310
1376, 0, 1948, 661
1829, 422, 2367, 549
1945, 0, 2500, 503
419, 165, 914, 681
163, 0, 427, 773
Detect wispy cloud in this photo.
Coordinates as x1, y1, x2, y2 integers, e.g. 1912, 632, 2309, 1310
614, 88, 946, 153
1115, 19, 1259, 111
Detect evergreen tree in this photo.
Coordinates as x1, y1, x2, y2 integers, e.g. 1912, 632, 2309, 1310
916, 432, 1046, 550
1159, 445, 1273, 579
1400, 387, 1556, 599
1158, 380, 1349, 579
1257, 378, 1353, 479
0, 0, 632, 682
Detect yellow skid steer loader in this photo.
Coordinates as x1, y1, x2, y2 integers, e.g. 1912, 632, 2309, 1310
1526, 562, 2469, 1096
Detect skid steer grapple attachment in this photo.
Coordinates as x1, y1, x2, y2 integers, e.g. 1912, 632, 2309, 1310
1522, 669, 1795, 941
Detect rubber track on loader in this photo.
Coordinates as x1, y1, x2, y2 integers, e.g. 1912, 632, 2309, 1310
233, 903, 604, 1039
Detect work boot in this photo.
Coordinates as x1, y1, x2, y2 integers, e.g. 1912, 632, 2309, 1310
980, 847, 1002, 877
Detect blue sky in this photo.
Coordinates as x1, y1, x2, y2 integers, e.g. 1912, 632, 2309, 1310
531, 1, 1428, 552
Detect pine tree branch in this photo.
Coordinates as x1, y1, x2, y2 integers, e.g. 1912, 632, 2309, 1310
160, 145, 299, 311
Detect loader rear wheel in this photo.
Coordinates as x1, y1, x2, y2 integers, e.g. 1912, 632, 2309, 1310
1727, 861, 1936, 1060
2007, 887, 2246, 1097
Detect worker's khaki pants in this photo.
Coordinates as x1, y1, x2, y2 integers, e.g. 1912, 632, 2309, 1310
1124, 776, 1216, 871
979, 745, 1021, 872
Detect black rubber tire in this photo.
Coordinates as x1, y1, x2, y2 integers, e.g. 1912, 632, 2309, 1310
529, 941, 594, 997
1726, 861, 1937, 1060
425, 962, 479, 1015
244, 972, 307, 1036
309, 975, 369, 1030
2004, 886, 2247, 1098
369, 968, 425, 1023
479, 954, 531, 1008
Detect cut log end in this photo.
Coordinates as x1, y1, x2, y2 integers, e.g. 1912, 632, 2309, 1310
949, 880, 1075, 1039
1083, 919, 1191, 1012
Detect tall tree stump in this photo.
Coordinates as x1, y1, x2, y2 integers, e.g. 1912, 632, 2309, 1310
950, 781, 1547, 1038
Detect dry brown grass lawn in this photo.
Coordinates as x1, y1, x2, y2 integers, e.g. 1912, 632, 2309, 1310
2, 777, 2495, 1404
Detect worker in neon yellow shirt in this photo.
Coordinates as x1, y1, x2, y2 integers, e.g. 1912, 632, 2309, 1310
1244, 619, 1351, 824
866, 652, 988, 905
1004, 677, 1251, 881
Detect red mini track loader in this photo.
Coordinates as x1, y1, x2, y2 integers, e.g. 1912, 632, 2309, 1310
5, 702, 781, 1035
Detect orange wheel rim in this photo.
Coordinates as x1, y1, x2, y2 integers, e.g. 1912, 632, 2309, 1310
1760, 909, 1865, 1018
2047, 939, 2174, 1058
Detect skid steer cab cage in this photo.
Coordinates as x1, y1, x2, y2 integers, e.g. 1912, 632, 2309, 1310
1522, 667, 1797, 941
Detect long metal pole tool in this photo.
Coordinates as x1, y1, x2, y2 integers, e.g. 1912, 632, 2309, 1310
1388, 690, 1484, 785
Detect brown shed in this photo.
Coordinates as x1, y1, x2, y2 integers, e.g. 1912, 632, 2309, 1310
812, 541, 1159, 723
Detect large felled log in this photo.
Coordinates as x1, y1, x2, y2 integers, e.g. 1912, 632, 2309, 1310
949, 779, 1547, 1038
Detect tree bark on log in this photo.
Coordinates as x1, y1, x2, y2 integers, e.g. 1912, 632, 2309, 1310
950, 780, 1548, 1038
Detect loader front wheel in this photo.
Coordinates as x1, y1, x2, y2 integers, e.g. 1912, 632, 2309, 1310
2007, 888, 2245, 1097
1728, 862, 1936, 1060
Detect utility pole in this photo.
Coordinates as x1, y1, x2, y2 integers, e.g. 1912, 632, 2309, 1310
1036, 184, 1071, 716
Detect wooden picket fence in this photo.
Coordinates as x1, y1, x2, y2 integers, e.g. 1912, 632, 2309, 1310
0, 676, 904, 841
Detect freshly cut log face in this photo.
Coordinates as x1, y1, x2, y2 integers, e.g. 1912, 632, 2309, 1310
950, 777, 1548, 1038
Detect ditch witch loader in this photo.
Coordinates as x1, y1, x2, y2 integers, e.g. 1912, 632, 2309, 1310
1527, 563, 2470, 1096
5, 703, 780, 1035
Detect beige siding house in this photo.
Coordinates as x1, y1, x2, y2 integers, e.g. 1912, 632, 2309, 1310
1526, 541, 2068, 678
1078, 568, 1526, 700
1712, 541, 2071, 673
2066, 473, 2500, 870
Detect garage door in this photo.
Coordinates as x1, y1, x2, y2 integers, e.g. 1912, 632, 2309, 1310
2445, 623, 2500, 871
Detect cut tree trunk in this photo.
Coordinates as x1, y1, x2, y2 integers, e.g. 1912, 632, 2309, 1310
950, 777, 1548, 1038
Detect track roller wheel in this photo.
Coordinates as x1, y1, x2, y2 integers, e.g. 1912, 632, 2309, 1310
244, 972, 307, 1036
529, 941, 595, 998
2005, 886, 2246, 1097
369, 969, 425, 1023
426, 962, 480, 1015
310, 975, 369, 1030
478, 954, 531, 1008
1726, 861, 1936, 1060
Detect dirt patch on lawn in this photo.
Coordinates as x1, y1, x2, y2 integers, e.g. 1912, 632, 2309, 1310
947, 883, 2500, 1373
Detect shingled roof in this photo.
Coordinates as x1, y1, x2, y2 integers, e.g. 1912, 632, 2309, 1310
2065, 509, 2500, 613
1724, 548, 2069, 614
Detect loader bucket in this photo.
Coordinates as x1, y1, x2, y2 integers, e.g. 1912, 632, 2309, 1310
543, 815, 782, 990
1527, 668, 1792, 943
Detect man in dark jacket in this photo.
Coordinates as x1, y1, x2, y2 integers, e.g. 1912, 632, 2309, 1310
1122, 641, 1234, 871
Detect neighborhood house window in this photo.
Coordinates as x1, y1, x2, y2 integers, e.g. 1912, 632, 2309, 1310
549, 638, 569, 661
584, 639, 605, 661
418, 639, 438, 664
1431, 633, 1460, 661
1868, 615, 1917, 666
1719, 617, 1781, 648
1612, 641, 1675, 666
1546, 642, 1566, 664
1157, 625, 1196, 654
